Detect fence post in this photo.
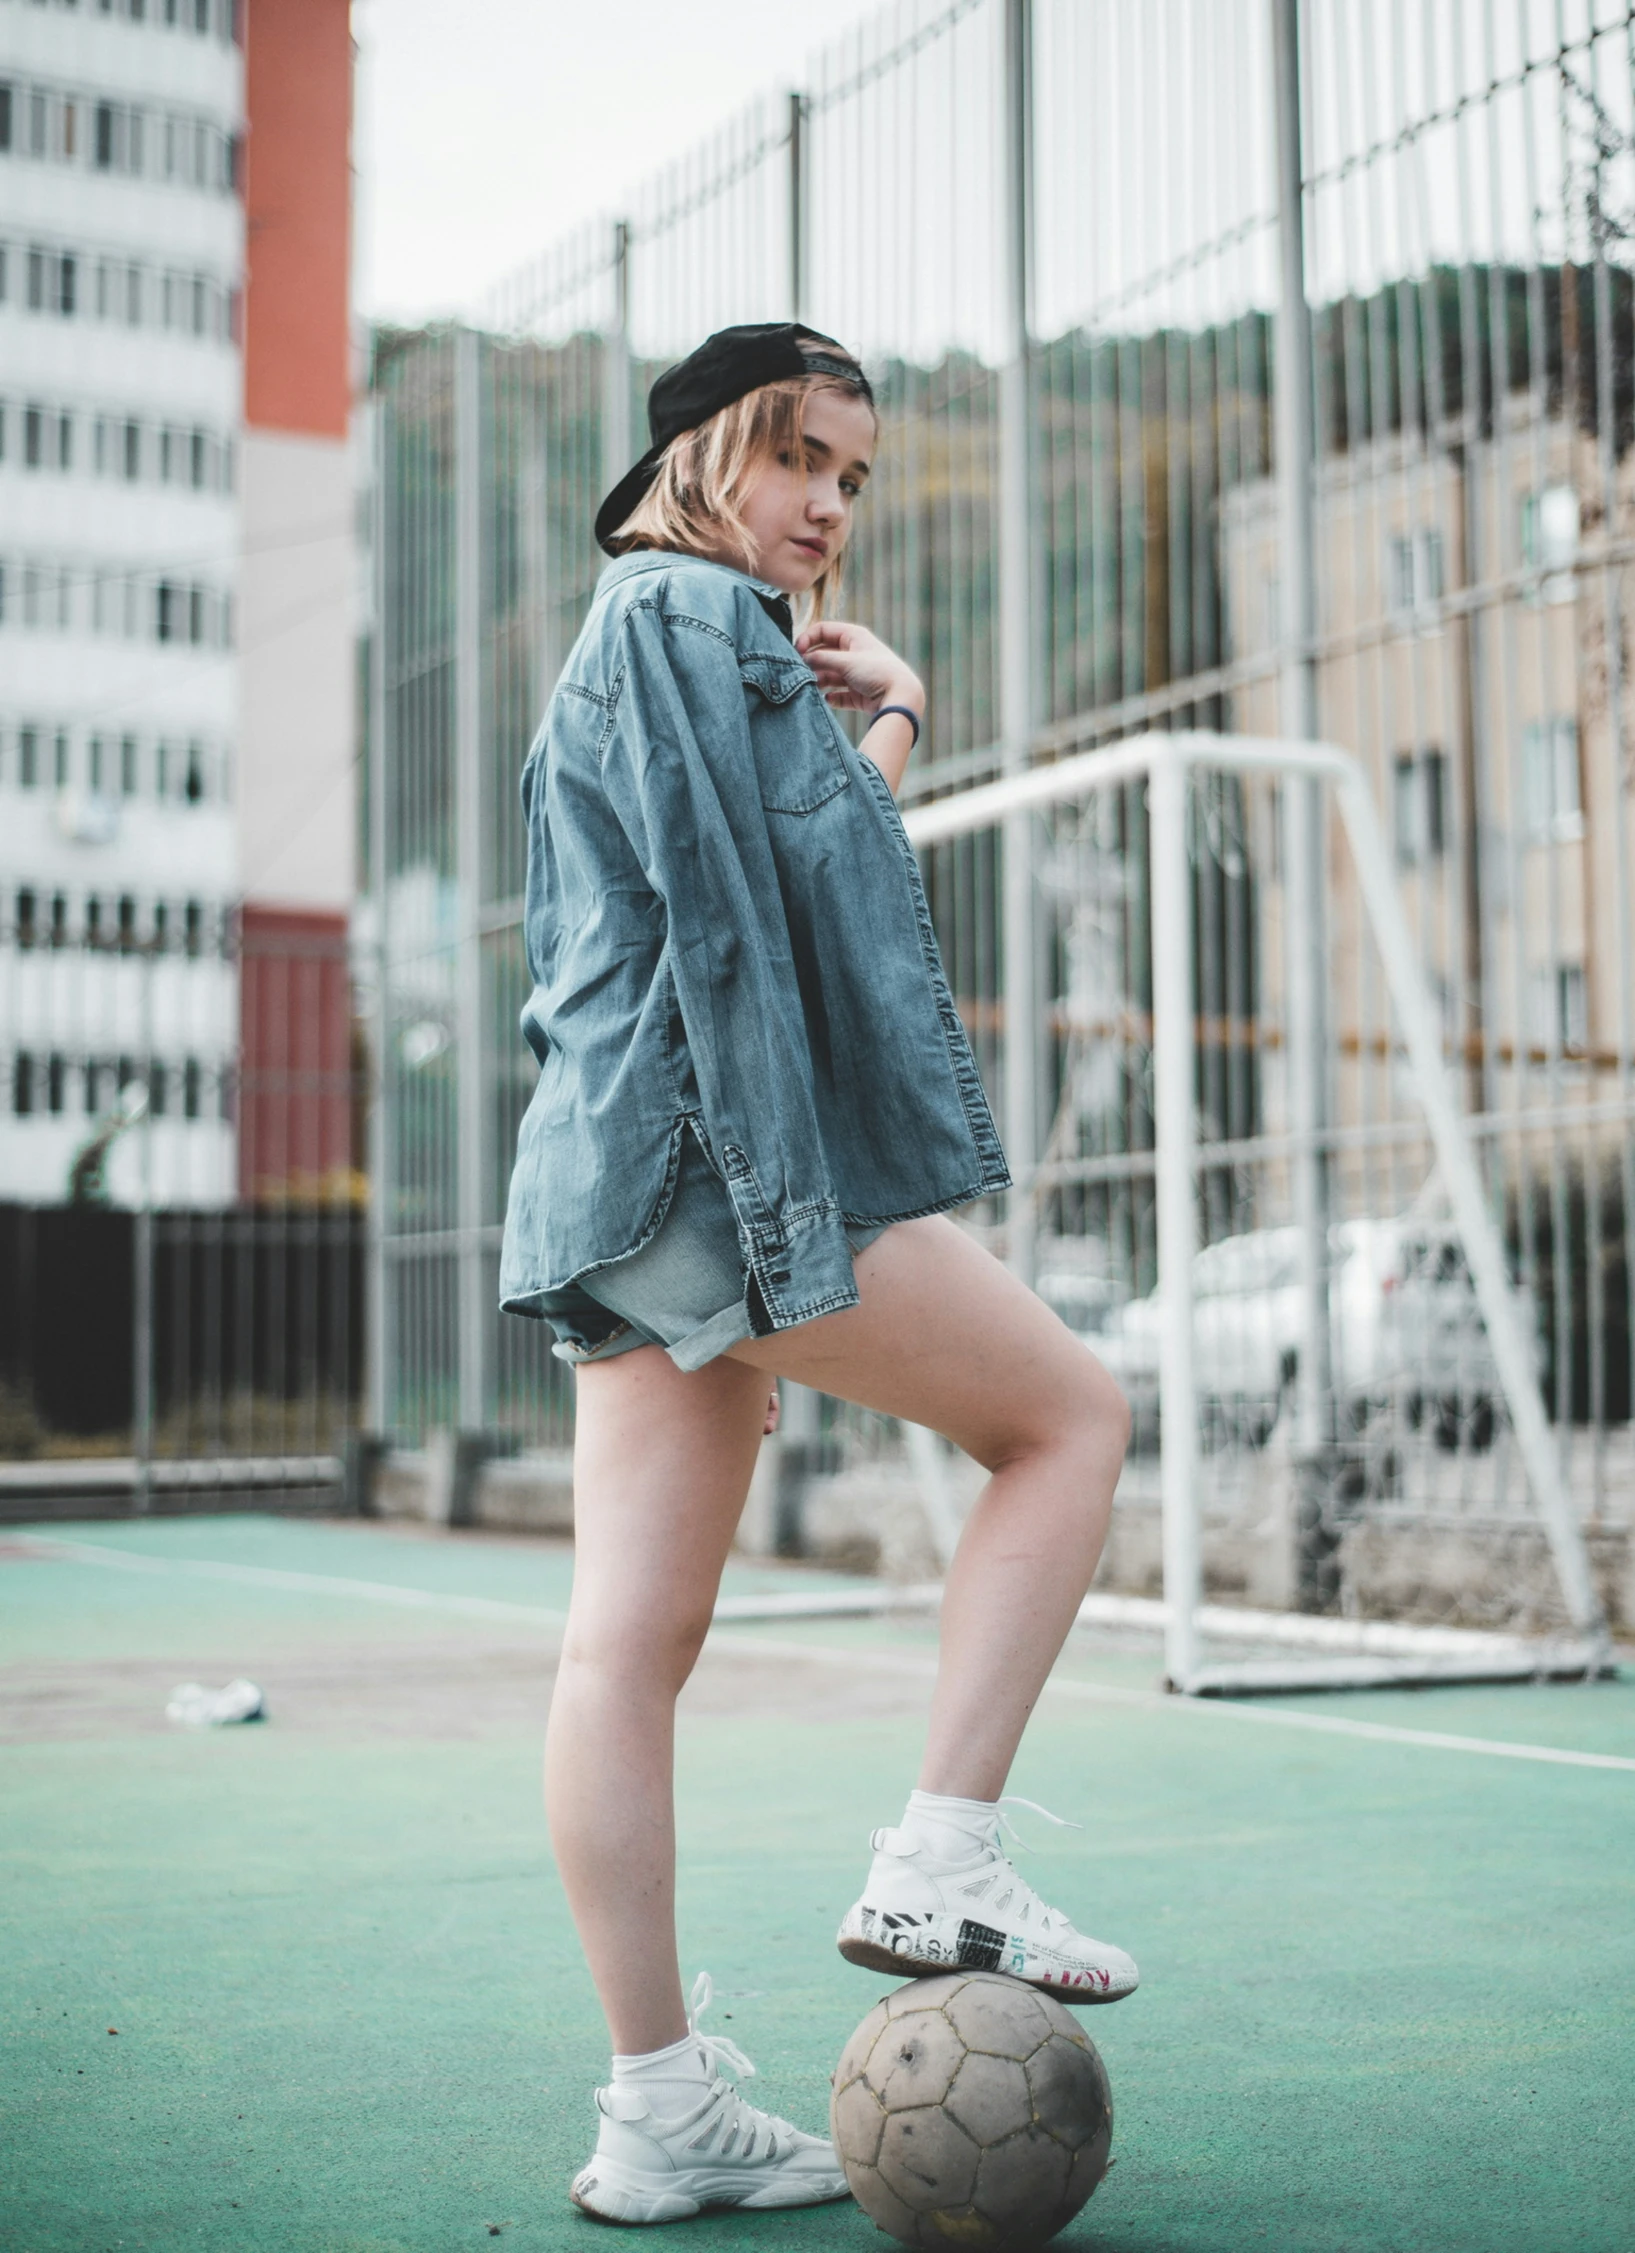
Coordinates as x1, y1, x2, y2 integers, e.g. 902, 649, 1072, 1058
1272, 0, 1337, 1584
1151, 746, 1202, 1688
788, 91, 808, 322
453, 327, 487, 1437
365, 389, 392, 1443
131, 953, 156, 1511
999, 0, 1039, 1286
603, 220, 632, 502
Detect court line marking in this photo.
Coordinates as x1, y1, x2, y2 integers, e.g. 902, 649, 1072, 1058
7, 1534, 571, 1628
12, 1535, 1634, 1774
708, 1629, 1635, 1773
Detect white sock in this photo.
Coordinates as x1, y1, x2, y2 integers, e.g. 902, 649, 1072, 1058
609, 2032, 716, 2121
893, 1788, 1001, 1868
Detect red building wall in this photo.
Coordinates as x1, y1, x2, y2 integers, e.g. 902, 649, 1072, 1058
238, 4, 356, 1206
243, 0, 353, 438
237, 907, 358, 1206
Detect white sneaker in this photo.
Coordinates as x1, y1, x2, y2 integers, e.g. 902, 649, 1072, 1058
569, 1975, 850, 2225
836, 1822, 1139, 2005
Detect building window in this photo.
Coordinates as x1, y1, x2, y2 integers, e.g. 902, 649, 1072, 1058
120, 736, 138, 794
183, 1057, 202, 1119
117, 895, 138, 954
184, 742, 204, 801
123, 419, 140, 478
89, 735, 105, 792
12, 1053, 34, 1117
24, 404, 42, 466
53, 731, 69, 787
49, 894, 68, 949
1522, 718, 1583, 842
15, 888, 37, 950
1387, 528, 1445, 618
86, 897, 105, 950
19, 728, 38, 788
183, 900, 203, 958
1521, 484, 1578, 604
1530, 963, 1589, 1055
46, 1054, 66, 1114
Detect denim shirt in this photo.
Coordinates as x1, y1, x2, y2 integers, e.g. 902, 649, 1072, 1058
498, 549, 1010, 1346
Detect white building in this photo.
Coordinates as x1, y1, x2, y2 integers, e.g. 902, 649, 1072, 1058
0, 0, 241, 1208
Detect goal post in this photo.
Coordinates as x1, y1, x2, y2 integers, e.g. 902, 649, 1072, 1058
902, 730, 1611, 1693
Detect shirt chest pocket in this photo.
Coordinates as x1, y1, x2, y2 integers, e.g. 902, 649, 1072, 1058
739, 653, 852, 815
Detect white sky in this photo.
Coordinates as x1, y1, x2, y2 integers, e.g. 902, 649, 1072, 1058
354, 0, 883, 325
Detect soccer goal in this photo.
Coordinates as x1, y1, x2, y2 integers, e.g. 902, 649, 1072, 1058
902, 732, 1611, 1696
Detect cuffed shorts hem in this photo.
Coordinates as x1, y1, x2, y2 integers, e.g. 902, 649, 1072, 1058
544, 1125, 886, 1374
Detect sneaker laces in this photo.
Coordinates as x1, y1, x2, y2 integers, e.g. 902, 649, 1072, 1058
686, 1969, 757, 2082
977, 1798, 1084, 1939
994, 1794, 1083, 1851
679, 1973, 809, 2160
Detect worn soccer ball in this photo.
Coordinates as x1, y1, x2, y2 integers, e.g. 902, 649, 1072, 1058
830, 1971, 1113, 2249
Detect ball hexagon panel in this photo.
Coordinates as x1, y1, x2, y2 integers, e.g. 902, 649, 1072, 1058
1023, 2030, 1112, 2150
942, 1973, 1054, 2059
973, 2123, 1076, 2243
882, 1981, 936, 2020
876, 2102, 983, 2210
844, 2157, 928, 2246
831, 2069, 888, 2169
1067, 2121, 1115, 2207
943, 2049, 1033, 2144
865, 2008, 966, 2109
922, 2203, 1006, 2249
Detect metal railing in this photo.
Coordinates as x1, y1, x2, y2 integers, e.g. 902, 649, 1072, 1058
363, 0, 1635, 1621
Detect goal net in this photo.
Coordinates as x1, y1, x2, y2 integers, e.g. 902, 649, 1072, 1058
827, 730, 1614, 1695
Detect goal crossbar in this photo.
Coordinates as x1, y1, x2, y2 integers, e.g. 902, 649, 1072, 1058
902, 730, 1610, 1692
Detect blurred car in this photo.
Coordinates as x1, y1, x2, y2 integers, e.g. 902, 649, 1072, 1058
1087, 1217, 1538, 1450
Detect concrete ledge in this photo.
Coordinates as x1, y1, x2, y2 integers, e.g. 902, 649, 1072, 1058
0, 1456, 343, 1523
369, 1447, 575, 1535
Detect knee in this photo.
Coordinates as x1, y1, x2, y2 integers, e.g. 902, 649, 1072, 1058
985, 1349, 1130, 1487
1088, 1356, 1133, 1461
1045, 1346, 1130, 1472
561, 1599, 713, 1699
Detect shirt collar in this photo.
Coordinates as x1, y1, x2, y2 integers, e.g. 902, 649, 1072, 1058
596, 549, 790, 606
597, 548, 795, 641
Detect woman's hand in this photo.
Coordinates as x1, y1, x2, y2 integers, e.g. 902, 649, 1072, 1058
763, 1386, 780, 1436
795, 620, 923, 721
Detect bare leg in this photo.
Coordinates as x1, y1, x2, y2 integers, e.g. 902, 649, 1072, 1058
727, 1216, 1129, 1801
544, 1344, 771, 2056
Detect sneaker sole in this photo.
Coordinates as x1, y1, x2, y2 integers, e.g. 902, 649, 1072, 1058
571, 2161, 850, 2225
837, 1912, 1137, 2005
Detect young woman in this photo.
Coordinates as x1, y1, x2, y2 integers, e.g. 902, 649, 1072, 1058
499, 322, 1135, 2225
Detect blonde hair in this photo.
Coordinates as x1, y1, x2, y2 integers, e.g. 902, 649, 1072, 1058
607, 362, 875, 618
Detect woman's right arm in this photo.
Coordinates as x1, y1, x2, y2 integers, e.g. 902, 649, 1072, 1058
795, 618, 925, 795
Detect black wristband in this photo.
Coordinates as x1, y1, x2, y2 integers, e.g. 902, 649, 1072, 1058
873, 702, 921, 750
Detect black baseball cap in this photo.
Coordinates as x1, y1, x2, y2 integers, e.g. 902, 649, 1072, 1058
594, 320, 872, 554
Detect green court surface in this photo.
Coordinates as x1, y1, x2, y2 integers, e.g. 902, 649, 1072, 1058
2, 1515, 1632, 2253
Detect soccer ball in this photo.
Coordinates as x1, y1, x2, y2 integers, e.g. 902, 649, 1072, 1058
830, 1971, 1113, 2249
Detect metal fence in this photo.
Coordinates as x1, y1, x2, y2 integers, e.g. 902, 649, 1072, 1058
0, 896, 365, 1486
365, 0, 1635, 1621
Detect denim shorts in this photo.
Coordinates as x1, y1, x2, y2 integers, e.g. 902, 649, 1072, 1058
543, 1126, 886, 1373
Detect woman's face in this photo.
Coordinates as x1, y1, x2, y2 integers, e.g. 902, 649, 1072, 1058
735, 385, 877, 594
